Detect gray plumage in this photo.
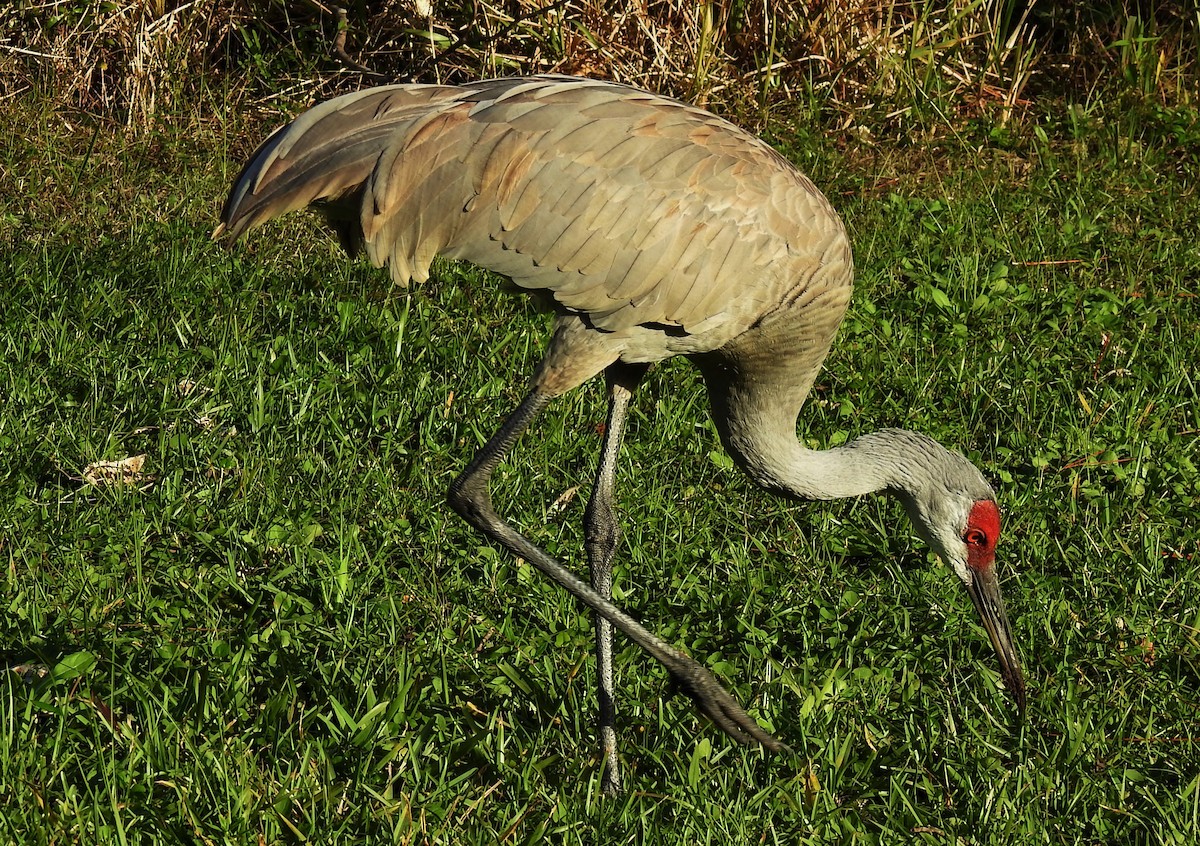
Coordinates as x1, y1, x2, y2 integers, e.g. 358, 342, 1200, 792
219, 75, 1025, 795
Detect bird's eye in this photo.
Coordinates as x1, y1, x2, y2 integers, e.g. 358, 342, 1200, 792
964, 529, 988, 547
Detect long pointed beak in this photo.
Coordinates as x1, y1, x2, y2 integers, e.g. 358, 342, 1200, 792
965, 565, 1026, 715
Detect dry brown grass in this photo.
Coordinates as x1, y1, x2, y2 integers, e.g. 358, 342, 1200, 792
2, 1, 239, 125
2, 1, 1197, 130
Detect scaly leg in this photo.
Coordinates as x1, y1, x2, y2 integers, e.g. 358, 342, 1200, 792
446, 389, 789, 791
584, 363, 648, 796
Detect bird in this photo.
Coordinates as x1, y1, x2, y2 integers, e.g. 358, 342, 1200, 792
216, 74, 1026, 795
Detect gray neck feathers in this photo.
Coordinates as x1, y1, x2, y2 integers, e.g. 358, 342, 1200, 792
736, 424, 955, 503
695, 351, 982, 505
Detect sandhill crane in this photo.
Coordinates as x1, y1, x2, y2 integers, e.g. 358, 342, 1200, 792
217, 75, 1026, 794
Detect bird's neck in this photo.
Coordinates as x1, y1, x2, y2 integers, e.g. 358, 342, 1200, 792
693, 347, 939, 503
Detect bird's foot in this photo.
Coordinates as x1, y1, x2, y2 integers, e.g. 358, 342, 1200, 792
667, 658, 791, 754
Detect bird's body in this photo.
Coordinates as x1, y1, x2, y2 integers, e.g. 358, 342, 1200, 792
220, 77, 852, 386
220, 75, 1025, 794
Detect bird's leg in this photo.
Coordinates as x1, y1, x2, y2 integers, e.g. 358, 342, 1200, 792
584, 363, 648, 796
447, 387, 791, 781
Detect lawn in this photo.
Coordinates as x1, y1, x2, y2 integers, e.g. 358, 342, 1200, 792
1, 92, 1198, 843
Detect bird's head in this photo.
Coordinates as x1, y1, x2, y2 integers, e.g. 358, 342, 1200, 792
895, 450, 1027, 715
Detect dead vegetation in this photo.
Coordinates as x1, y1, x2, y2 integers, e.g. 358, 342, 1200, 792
2, 1, 1197, 130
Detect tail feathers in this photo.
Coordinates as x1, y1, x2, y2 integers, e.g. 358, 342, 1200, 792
215, 85, 465, 244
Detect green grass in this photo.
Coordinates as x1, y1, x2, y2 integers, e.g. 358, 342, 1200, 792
1, 98, 1199, 844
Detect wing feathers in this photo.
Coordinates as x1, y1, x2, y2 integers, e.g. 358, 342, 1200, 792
219, 75, 848, 336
